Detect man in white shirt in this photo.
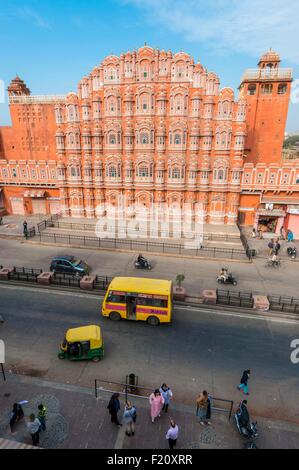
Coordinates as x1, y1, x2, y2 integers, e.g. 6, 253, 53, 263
166, 419, 179, 450
27, 414, 41, 446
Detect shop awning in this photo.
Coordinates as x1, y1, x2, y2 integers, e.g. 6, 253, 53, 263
262, 197, 299, 205
257, 209, 286, 217
23, 190, 45, 198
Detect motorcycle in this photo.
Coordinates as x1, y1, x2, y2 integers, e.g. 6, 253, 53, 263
134, 258, 152, 270
235, 405, 258, 449
217, 273, 237, 286
287, 246, 297, 260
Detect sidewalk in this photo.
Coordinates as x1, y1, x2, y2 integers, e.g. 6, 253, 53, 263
0, 215, 46, 238
0, 374, 298, 449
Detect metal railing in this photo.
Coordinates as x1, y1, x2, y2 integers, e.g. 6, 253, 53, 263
9, 95, 67, 104
216, 289, 254, 308
196, 397, 234, 421
37, 213, 62, 233
51, 221, 241, 242
36, 231, 248, 260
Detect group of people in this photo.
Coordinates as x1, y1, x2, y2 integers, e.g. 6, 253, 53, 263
9, 402, 47, 446
107, 383, 177, 449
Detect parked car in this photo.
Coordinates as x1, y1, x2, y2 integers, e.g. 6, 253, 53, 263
50, 255, 90, 277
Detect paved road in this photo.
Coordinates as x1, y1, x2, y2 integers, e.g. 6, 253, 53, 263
1, 283, 299, 424
0, 238, 299, 297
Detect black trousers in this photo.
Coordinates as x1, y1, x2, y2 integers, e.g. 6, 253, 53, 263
168, 438, 177, 450
110, 412, 120, 426
31, 431, 40, 446
162, 403, 169, 412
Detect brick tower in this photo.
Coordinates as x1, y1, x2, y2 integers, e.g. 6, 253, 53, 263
239, 49, 293, 165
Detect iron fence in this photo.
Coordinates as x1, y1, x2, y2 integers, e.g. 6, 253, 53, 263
216, 289, 254, 308
268, 295, 299, 313
37, 213, 61, 233
52, 221, 241, 242
37, 231, 248, 260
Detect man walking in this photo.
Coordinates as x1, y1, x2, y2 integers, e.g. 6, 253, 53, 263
267, 239, 274, 256
27, 414, 41, 446
107, 393, 122, 427
237, 369, 251, 395
166, 419, 179, 450
23, 220, 28, 239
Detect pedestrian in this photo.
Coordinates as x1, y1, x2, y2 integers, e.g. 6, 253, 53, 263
237, 369, 251, 395
149, 389, 164, 423
196, 390, 211, 426
166, 419, 179, 450
107, 393, 122, 427
27, 414, 41, 446
274, 240, 281, 255
0, 216, 3, 225
23, 220, 28, 238
123, 401, 137, 437
37, 403, 47, 431
251, 228, 257, 238
9, 403, 24, 434
280, 226, 286, 240
267, 239, 274, 256
160, 383, 173, 413
287, 230, 294, 243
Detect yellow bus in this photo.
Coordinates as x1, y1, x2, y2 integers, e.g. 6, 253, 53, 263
102, 277, 173, 326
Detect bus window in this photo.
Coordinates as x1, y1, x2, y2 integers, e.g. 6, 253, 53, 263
107, 291, 126, 303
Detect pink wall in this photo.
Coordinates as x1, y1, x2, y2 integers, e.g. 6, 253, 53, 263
287, 214, 299, 239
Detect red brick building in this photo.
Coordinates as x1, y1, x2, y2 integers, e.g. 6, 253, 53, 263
0, 47, 296, 236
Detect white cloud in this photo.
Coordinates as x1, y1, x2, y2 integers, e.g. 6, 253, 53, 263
121, 0, 299, 64
15, 6, 51, 30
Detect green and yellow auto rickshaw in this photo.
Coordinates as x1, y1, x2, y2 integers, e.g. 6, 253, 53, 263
58, 325, 104, 362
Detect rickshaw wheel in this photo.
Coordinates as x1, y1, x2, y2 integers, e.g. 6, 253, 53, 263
109, 311, 121, 321
147, 316, 160, 326
58, 353, 65, 360
92, 356, 101, 362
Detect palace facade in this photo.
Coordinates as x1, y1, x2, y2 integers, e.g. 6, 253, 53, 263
0, 46, 297, 236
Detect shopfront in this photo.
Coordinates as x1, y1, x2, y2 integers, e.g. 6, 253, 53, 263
254, 204, 286, 236
285, 206, 299, 239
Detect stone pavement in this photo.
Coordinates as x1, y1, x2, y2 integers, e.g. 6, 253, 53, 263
242, 226, 299, 259
0, 215, 46, 238
0, 374, 298, 449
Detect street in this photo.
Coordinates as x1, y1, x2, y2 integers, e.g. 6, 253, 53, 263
1, 238, 299, 298
1, 283, 299, 424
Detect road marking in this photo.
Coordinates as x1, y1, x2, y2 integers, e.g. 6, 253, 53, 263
177, 306, 299, 325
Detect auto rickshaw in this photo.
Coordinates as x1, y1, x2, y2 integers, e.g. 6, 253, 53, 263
58, 325, 104, 362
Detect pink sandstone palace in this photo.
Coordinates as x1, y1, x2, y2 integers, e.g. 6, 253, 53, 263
0, 46, 297, 236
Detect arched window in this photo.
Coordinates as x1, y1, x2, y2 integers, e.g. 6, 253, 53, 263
248, 84, 256, 96
174, 134, 181, 145
140, 132, 149, 145
138, 166, 149, 177
109, 134, 116, 145
107, 165, 117, 178
261, 84, 273, 94
278, 84, 287, 95
169, 167, 181, 179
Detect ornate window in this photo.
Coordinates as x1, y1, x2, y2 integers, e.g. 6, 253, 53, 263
109, 134, 116, 145
174, 134, 181, 145
140, 132, 149, 145
261, 84, 273, 94
247, 84, 256, 95
278, 84, 287, 95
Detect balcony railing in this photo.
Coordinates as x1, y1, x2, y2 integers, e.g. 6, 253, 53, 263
241, 68, 293, 81
9, 95, 67, 104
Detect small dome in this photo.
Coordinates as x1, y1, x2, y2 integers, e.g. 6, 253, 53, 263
259, 49, 281, 64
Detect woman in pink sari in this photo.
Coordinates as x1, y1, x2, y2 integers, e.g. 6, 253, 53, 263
149, 389, 164, 423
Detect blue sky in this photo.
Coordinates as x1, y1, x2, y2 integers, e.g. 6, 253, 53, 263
0, 0, 298, 131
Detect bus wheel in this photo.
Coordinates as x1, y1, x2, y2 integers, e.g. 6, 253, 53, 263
109, 311, 121, 321
147, 316, 160, 326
